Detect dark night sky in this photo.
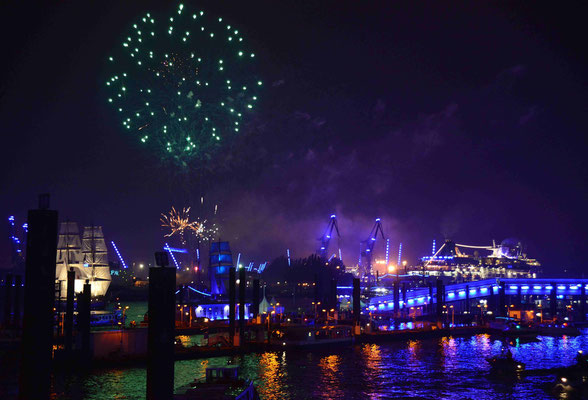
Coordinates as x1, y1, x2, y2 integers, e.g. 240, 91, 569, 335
1, 1, 587, 274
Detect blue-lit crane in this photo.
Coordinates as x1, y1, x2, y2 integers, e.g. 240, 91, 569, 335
360, 218, 386, 287
318, 214, 341, 261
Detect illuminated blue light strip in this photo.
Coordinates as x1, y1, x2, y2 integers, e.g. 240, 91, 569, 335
164, 243, 180, 269
165, 246, 188, 254
110, 241, 128, 269
187, 286, 212, 296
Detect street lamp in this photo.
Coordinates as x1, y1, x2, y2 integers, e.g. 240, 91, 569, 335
449, 305, 455, 326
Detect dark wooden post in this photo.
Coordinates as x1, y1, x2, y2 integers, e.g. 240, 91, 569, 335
65, 267, 75, 353
393, 280, 400, 318
353, 278, 361, 324
580, 285, 586, 322
499, 282, 507, 317
252, 279, 260, 320
238, 267, 246, 345
550, 282, 557, 318
78, 280, 91, 358
19, 195, 58, 400
436, 280, 444, 322
229, 267, 236, 346
147, 252, 176, 400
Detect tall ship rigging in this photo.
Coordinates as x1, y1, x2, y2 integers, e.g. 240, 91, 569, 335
55, 223, 111, 298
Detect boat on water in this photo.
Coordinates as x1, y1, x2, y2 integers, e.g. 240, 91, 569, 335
489, 317, 538, 337
272, 323, 353, 347
175, 366, 260, 400
551, 351, 588, 397
486, 348, 525, 376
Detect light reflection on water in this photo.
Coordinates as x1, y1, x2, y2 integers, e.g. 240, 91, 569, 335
52, 333, 588, 399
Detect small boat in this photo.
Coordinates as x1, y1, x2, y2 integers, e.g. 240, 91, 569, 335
486, 349, 525, 376
175, 366, 260, 400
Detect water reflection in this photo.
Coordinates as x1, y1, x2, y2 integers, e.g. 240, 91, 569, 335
317, 354, 343, 399
256, 352, 289, 400
49, 332, 588, 400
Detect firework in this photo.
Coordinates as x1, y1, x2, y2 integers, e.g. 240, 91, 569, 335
106, 4, 261, 169
160, 206, 201, 241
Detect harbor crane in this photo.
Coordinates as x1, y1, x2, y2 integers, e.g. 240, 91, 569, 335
360, 218, 385, 287
317, 214, 341, 261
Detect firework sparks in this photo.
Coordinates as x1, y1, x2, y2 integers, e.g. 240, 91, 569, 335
160, 206, 201, 240
106, 3, 262, 170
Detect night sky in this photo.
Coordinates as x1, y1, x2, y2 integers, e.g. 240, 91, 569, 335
1, 1, 587, 274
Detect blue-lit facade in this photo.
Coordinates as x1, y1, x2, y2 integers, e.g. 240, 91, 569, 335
368, 278, 588, 315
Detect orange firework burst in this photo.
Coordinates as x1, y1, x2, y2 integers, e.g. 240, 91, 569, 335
160, 207, 201, 240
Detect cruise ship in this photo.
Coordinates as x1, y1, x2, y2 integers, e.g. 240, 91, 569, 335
413, 239, 541, 282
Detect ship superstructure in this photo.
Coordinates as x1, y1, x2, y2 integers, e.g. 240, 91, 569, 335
415, 239, 541, 281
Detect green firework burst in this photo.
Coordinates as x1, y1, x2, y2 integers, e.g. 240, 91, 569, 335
106, 3, 262, 169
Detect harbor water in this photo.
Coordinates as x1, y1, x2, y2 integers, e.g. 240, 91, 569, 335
50, 332, 588, 399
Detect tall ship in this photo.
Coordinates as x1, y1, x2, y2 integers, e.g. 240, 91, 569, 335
55, 223, 111, 298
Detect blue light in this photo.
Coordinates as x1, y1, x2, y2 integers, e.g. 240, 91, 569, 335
546, 285, 553, 290
447, 292, 455, 298
187, 286, 211, 296
509, 285, 518, 290
521, 285, 529, 290
533, 285, 542, 290
165, 247, 188, 253
458, 290, 466, 297
480, 288, 488, 293
469, 288, 476, 294
164, 243, 180, 268
111, 241, 128, 269
558, 286, 566, 290
330, 214, 336, 219
375, 218, 381, 222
